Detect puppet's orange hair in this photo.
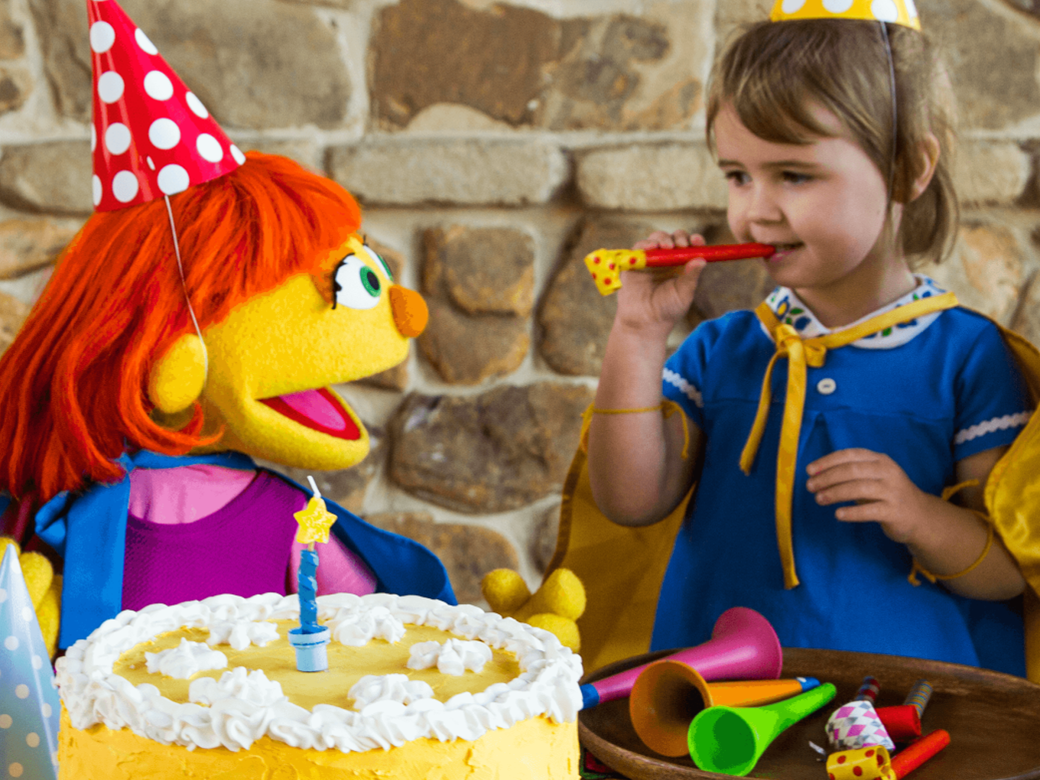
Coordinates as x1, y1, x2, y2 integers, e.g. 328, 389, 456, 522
0, 152, 361, 504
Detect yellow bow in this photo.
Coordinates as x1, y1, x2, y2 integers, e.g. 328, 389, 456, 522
739, 291, 959, 589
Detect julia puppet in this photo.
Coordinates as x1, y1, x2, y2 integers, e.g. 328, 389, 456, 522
0, 0, 458, 657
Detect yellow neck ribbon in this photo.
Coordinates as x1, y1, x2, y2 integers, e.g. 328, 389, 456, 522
740, 291, 960, 589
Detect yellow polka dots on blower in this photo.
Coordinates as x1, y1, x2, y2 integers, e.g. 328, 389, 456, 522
770, 0, 921, 30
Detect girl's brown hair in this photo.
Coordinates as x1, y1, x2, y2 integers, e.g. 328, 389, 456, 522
706, 19, 958, 264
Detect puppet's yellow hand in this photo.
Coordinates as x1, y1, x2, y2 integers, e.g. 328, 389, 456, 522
482, 568, 586, 652
0, 538, 61, 658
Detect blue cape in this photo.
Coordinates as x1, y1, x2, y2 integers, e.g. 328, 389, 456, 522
34, 451, 456, 648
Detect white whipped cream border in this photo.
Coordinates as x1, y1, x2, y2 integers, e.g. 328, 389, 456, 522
55, 592, 583, 754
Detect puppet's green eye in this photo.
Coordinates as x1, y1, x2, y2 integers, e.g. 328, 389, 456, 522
361, 267, 380, 296
362, 244, 394, 282
333, 255, 382, 310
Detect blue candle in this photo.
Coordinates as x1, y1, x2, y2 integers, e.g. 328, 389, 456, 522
298, 548, 321, 634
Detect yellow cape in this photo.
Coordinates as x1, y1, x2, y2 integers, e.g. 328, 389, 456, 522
548, 318, 1040, 682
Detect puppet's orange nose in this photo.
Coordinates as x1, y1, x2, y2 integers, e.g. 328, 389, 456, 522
389, 286, 428, 338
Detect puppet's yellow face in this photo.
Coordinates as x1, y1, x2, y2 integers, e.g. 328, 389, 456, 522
197, 235, 425, 470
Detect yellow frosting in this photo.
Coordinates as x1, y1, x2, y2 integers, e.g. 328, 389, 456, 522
59, 708, 578, 779
114, 622, 519, 710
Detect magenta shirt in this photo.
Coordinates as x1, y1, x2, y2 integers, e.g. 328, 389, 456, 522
122, 471, 302, 610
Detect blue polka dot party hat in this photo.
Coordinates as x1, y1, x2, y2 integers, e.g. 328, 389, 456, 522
0, 545, 60, 780
770, 0, 921, 30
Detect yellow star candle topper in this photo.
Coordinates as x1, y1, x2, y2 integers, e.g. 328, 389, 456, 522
293, 476, 338, 545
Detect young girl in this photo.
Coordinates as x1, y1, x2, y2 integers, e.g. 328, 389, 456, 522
586, 11, 1034, 677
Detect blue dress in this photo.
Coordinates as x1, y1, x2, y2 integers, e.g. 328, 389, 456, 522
654, 279, 1033, 676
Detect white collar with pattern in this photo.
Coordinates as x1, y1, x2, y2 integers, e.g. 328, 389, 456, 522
763, 276, 948, 350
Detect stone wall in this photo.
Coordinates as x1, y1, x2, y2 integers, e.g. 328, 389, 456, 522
3, 0, 1040, 604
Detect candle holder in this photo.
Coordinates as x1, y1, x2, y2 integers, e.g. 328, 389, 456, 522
288, 626, 331, 672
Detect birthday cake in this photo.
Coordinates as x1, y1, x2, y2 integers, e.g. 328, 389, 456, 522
54, 591, 582, 779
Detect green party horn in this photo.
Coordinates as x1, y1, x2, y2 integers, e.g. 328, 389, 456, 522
687, 682, 837, 776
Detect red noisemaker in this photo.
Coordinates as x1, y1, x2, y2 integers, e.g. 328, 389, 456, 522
890, 730, 951, 778
876, 679, 932, 742
583, 243, 775, 295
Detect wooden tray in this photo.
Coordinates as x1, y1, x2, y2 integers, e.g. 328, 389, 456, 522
579, 647, 1040, 779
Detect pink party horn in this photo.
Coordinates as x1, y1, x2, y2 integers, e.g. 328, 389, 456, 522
579, 607, 782, 709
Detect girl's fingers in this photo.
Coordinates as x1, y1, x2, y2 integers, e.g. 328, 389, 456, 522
633, 230, 705, 251
813, 478, 887, 506
833, 501, 892, 523
806, 460, 887, 493
806, 448, 883, 476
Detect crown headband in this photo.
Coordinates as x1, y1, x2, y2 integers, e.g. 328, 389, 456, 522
770, 0, 921, 31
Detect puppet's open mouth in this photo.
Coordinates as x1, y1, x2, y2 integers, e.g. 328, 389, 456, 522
258, 388, 361, 440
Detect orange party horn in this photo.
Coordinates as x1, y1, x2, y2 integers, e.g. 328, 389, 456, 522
629, 659, 821, 757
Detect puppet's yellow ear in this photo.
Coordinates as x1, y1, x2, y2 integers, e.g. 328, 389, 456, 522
148, 333, 206, 414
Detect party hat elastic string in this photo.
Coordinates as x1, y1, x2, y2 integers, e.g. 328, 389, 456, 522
163, 194, 208, 378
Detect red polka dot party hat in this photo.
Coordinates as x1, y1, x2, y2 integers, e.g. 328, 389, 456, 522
87, 0, 245, 212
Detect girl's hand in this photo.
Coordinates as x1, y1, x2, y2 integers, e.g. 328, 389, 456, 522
805, 448, 936, 545
616, 230, 705, 335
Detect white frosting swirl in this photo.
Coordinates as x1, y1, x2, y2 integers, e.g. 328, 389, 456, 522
145, 639, 228, 679
189, 667, 286, 708
206, 619, 280, 650
56, 592, 583, 754
349, 674, 434, 709
325, 604, 406, 647
407, 638, 493, 675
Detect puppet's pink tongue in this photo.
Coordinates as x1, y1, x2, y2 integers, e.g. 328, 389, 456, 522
260, 388, 361, 440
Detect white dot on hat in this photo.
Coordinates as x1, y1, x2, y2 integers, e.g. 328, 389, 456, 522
9, 763, 24, 778
230, 145, 246, 166
196, 134, 224, 163
158, 164, 190, 195
905, 0, 919, 17
31, 654, 42, 671
4, 636, 17, 651
19, 606, 31, 622
781, 0, 806, 12
185, 91, 209, 119
149, 118, 181, 150
105, 123, 132, 155
92, 175, 103, 207
823, 0, 854, 12
0, 715, 9, 728
14, 684, 28, 699
97, 71, 124, 104
41, 703, 51, 718
871, 0, 899, 21
135, 28, 159, 55
25, 733, 39, 749
144, 70, 174, 101
112, 170, 140, 203
89, 21, 115, 54
0, 588, 6, 603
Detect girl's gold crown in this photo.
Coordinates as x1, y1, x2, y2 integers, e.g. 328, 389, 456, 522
770, 0, 921, 31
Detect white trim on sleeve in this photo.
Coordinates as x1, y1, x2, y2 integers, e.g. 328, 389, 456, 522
663, 368, 704, 408
953, 411, 1032, 446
